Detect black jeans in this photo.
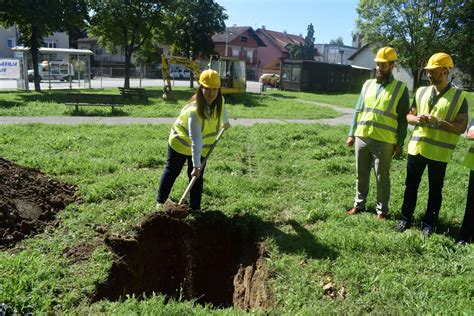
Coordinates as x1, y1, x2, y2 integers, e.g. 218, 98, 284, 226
156, 145, 205, 210
401, 154, 447, 230
459, 170, 474, 242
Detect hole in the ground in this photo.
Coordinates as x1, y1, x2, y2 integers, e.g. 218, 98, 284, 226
0, 158, 78, 250
92, 211, 275, 310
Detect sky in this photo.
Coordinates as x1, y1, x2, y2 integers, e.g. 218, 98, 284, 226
214, 0, 360, 46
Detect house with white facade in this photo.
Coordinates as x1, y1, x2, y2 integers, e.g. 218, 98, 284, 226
0, 25, 69, 61
347, 43, 415, 90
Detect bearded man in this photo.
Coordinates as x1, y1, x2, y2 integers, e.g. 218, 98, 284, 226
346, 46, 410, 220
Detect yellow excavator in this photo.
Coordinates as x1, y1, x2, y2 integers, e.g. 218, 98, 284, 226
161, 54, 246, 101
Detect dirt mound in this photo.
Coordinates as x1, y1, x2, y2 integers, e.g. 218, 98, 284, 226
0, 158, 78, 250
92, 211, 275, 311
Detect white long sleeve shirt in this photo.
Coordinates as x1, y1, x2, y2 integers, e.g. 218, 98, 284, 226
188, 107, 229, 168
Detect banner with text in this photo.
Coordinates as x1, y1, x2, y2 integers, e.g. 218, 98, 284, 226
0, 59, 21, 79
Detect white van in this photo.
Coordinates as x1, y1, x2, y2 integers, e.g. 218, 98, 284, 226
27, 62, 74, 82
170, 67, 191, 79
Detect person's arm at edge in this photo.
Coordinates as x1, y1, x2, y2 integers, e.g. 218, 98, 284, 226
435, 99, 468, 134
188, 112, 203, 173
406, 96, 419, 125
222, 106, 230, 129
466, 119, 474, 140
347, 94, 363, 147
393, 86, 410, 157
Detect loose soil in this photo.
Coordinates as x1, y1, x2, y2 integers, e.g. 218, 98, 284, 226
0, 158, 78, 250
92, 211, 276, 311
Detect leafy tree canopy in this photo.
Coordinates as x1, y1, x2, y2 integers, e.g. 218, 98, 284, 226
356, 0, 469, 90
289, 23, 315, 60
88, 0, 169, 88
161, 0, 227, 60
0, 0, 88, 91
444, 0, 474, 88
330, 37, 344, 46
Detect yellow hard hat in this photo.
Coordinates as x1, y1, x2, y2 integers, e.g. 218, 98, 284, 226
374, 46, 398, 62
424, 52, 454, 69
199, 69, 220, 88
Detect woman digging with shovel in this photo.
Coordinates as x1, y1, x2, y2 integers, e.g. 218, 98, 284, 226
156, 69, 230, 217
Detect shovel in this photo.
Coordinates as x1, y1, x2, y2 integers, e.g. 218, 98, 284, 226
178, 127, 226, 205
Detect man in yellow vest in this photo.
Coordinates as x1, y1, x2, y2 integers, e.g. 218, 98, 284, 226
346, 46, 409, 220
397, 53, 468, 236
458, 120, 474, 244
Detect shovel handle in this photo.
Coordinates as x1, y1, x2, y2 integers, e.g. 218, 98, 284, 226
178, 128, 226, 205
179, 176, 198, 205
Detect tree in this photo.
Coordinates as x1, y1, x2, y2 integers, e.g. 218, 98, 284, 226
0, 0, 88, 91
89, 0, 169, 88
161, 0, 227, 87
330, 37, 344, 46
162, 0, 226, 59
288, 23, 315, 60
445, 0, 474, 89
356, 0, 466, 91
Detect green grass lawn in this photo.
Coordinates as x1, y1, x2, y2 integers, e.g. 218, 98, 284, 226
1, 87, 472, 119
0, 88, 340, 120
0, 123, 472, 314
265, 89, 360, 108
267, 87, 474, 115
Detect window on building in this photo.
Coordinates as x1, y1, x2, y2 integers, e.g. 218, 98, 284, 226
291, 66, 301, 82
232, 47, 240, 58
7, 37, 15, 48
240, 36, 248, 42
246, 49, 253, 63
42, 40, 57, 48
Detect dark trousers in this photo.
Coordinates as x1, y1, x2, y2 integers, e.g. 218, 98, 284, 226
401, 154, 447, 230
156, 145, 205, 210
459, 170, 474, 242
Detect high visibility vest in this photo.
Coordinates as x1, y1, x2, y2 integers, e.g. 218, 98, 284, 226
355, 79, 406, 144
168, 102, 223, 157
408, 86, 466, 162
463, 145, 474, 170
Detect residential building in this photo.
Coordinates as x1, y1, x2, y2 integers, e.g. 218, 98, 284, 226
77, 37, 126, 64
77, 36, 168, 78
1, 25, 69, 61
212, 26, 265, 80
0, 25, 19, 58
314, 44, 357, 65
348, 43, 415, 91
42, 32, 69, 49
255, 27, 306, 75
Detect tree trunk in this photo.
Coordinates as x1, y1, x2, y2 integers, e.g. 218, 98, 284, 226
189, 72, 194, 88
31, 25, 41, 92
124, 48, 131, 88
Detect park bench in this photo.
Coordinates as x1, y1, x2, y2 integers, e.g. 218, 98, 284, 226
118, 87, 148, 103
64, 93, 125, 112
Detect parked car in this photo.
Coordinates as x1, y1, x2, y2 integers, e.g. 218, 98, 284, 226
170, 68, 191, 79
259, 73, 280, 87
27, 61, 74, 82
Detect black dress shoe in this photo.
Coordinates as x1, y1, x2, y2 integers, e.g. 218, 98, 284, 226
396, 220, 410, 233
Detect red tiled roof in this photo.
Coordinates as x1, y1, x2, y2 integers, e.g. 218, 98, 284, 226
212, 26, 266, 46
256, 28, 304, 52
